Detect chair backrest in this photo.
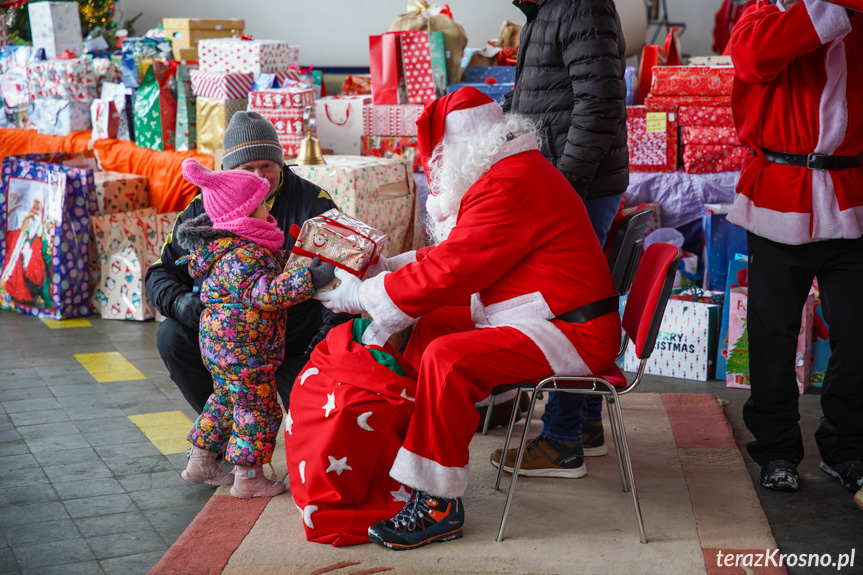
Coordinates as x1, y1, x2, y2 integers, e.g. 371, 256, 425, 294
621, 243, 681, 360
606, 207, 654, 295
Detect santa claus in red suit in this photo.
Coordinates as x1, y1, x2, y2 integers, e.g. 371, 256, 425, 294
727, 0, 863, 495
315, 87, 621, 549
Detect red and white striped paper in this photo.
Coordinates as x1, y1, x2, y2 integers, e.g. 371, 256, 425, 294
362, 104, 423, 136
189, 70, 254, 99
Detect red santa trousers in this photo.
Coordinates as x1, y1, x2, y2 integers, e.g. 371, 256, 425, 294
391, 305, 557, 499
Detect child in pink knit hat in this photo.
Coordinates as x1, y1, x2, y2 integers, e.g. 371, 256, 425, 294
175, 158, 334, 498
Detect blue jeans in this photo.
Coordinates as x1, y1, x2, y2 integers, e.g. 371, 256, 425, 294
541, 193, 623, 442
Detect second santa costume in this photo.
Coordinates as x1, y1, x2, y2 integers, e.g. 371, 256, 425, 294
316, 87, 621, 546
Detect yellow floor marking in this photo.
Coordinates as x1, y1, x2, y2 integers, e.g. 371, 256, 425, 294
74, 352, 146, 382
129, 411, 195, 455
41, 318, 92, 329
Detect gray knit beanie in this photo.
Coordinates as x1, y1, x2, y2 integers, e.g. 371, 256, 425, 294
221, 111, 285, 171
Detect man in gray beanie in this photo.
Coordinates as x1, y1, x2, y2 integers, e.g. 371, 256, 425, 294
146, 112, 353, 413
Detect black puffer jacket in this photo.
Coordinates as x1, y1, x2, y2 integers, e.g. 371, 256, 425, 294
503, 0, 629, 200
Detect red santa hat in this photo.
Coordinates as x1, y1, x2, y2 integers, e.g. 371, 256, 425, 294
415, 87, 504, 175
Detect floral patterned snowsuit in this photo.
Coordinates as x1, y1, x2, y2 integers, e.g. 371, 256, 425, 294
183, 224, 314, 466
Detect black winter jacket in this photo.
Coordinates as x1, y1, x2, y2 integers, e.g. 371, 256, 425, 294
502, 0, 629, 200
145, 165, 346, 351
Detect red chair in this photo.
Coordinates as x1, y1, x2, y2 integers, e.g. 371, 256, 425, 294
492, 243, 682, 543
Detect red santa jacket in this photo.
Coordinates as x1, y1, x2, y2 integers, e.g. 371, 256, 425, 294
727, 0, 863, 245
360, 142, 621, 375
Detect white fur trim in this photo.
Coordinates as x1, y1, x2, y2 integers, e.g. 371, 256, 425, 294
387, 250, 417, 271
484, 133, 540, 168
471, 292, 591, 376
443, 102, 503, 143
804, 0, 852, 44
360, 273, 417, 334
389, 447, 469, 499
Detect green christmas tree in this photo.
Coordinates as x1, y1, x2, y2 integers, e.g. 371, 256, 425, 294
726, 324, 750, 376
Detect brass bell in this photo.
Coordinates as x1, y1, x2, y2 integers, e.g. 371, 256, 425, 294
295, 106, 325, 165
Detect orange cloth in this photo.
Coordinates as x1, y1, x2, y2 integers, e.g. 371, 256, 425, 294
0, 129, 215, 213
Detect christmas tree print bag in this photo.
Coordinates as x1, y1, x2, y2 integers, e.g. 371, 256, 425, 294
285, 318, 417, 546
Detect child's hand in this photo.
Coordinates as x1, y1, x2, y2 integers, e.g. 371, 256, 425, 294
308, 257, 336, 290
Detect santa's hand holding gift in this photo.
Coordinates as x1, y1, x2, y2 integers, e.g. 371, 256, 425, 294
315, 87, 622, 550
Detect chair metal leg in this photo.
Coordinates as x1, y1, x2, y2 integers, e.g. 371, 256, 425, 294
481, 393, 496, 436
494, 389, 524, 491
610, 392, 647, 544
605, 395, 629, 492
497, 388, 541, 542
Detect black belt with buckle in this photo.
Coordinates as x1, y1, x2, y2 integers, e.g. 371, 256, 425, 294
760, 148, 863, 171
556, 294, 620, 324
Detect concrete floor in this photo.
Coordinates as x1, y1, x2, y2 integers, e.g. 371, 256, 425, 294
0, 309, 860, 574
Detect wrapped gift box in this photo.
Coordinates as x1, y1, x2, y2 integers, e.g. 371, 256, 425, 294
445, 82, 513, 105
292, 156, 423, 257
195, 97, 247, 156
464, 66, 516, 84
682, 126, 741, 146
198, 38, 299, 75
92, 57, 120, 86
190, 70, 254, 99
286, 208, 388, 290
678, 105, 735, 127
650, 66, 735, 97
361, 135, 421, 172
626, 105, 678, 172
28, 1, 83, 59
315, 95, 372, 155
683, 144, 749, 173
162, 18, 244, 48
27, 58, 97, 102
174, 46, 199, 62
644, 94, 732, 108
29, 97, 91, 136
93, 172, 149, 216
362, 104, 422, 137
247, 87, 315, 111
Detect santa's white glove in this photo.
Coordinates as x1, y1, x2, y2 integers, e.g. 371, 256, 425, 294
314, 268, 366, 314
364, 255, 389, 278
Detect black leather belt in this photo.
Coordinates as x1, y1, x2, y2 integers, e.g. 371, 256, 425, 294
556, 294, 619, 324
760, 148, 863, 171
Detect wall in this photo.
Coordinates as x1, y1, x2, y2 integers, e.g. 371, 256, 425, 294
119, 0, 719, 67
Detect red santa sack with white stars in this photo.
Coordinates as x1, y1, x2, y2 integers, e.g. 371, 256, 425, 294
286, 318, 417, 546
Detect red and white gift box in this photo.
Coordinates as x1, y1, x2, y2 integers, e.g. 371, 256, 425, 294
650, 66, 735, 97
26, 58, 97, 101
189, 70, 254, 99
254, 109, 307, 155
644, 94, 732, 108
683, 144, 749, 173
627, 105, 678, 172
247, 87, 315, 110
362, 104, 423, 136
198, 38, 299, 76
682, 126, 741, 147
678, 105, 735, 127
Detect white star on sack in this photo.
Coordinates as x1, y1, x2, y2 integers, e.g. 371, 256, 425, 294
390, 485, 411, 503
323, 392, 336, 417
285, 409, 293, 435
326, 455, 353, 475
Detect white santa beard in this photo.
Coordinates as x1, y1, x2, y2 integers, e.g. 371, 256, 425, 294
424, 146, 482, 244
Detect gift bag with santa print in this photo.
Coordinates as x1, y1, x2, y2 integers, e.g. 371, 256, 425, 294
286, 318, 417, 546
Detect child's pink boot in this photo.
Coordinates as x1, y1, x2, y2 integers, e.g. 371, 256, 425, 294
182, 446, 234, 486
230, 465, 286, 498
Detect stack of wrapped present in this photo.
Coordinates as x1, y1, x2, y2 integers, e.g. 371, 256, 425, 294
162, 18, 244, 62
626, 105, 679, 172
26, 57, 95, 136
195, 37, 300, 155
643, 65, 747, 174
361, 103, 423, 172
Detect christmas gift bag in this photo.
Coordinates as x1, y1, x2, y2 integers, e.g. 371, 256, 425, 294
134, 62, 178, 151
395, 30, 446, 104
120, 37, 169, 89
195, 97, 247, 156
725, 286, 750, 389
809, 281, 831, 388
623, 299, 720, 381
90, 98, 119, 141
92, 171, 149, 216
100, 82, 135, 141
315, 95, 372, 155
286, 318, 417, 546
390, 1, 468, 85
715, 254, 748, 381
286, 208, 388, 291
292, 156, 422, 257
27, 1, 83, 60
29, 97, 91, 136
626, 105, 678, 172
702, 204, 747, 292
369, 33, 407, 105
175, 64, 198, 152
0, 155, 96, 319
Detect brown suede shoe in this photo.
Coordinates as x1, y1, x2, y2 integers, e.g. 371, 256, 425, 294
490, 435, 586, 479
